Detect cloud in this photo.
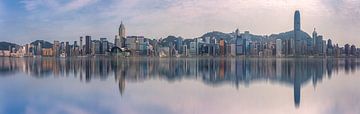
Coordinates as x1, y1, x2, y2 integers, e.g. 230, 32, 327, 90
321, 0, 360, 23
21, 0, 98, 12
4, 0, 360, 46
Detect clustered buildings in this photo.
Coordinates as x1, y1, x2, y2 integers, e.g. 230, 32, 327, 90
0, 10, 359, 58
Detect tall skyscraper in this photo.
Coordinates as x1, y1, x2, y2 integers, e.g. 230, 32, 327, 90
294, 10, 301, 55
85, 36, 92, 55
117, 22, 126, 48
294, 10, 301, 31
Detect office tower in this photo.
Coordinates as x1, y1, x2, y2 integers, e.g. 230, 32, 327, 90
327, 39, 333, 56
24, 44, 30, 56
190, 42, 197, 56
73, 41, 78, 56
85, 36, 91, 55
276, 39, 282, 57
79, 36, 83, 55
53, 41, 60, 57
219, 39, 226, 56
316, 35, 323, 54
65, 42, 70, 57
327, 39, 333, 49
294, 10, 301, 55
125, 36, 146, 55
100, 38, 108, 54
176, 38, 183, 54
312, 28, 317, 48
345, 44, 350, 56
91, 40, 101, 55
350, 45, 356, 56
243, 31, 251, 55
118, 22, 126, 48
236, 34, 244, 55
322, 40, 326, 56
294, 10, 301, 31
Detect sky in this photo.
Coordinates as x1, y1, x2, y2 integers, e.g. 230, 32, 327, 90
0, 0, 359, 46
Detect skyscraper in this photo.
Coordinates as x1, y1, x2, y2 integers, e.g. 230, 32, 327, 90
80, 36, 83, 55
294, 10, 301, 55
53, 41, 60, 57
117, 22, 126, 48
294, 10, 301, 31
85, 36, 92, 55
276, 39, 282, 57
312, 28, 317, 48
65, 42, 70, 57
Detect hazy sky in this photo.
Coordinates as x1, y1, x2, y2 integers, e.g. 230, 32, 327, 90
0, 0, 359, 46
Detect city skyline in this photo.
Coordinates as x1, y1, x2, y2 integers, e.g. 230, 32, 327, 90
0, 0, 359, 46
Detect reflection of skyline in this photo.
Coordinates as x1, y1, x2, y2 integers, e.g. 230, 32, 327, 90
0, 57, 359, 108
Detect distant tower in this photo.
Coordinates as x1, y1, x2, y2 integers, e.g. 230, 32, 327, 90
80, 36, 83, 55
294, 10, 301, 55
312, 28, 317, 54
235, 28, 240, 38
294, 10, 301, 31
117, 21, 126, 48
85, 36, 92, 55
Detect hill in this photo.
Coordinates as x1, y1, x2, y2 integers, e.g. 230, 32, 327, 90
0, 42, 20, 50
30, 40, 53, 48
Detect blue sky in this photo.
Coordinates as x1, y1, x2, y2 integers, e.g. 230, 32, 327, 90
0, 0, 359, 46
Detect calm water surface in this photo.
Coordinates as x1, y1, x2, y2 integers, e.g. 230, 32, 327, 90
0, 57, 359, 114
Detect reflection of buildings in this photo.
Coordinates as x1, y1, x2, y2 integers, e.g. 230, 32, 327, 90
0, 57, 359, 107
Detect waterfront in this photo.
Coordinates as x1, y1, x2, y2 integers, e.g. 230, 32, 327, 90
0, 57, 359, 114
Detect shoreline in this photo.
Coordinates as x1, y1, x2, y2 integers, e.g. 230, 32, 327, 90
1, 56, 360, 59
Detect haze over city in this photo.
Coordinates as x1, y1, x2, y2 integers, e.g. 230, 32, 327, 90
0, 0, 359, 46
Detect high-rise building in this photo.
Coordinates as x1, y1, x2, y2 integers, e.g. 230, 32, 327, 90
236, 34, 245, 55
73, 41, 79, 56
79, 36, 83, 55
189, 42, 198, 56
350, 45, 356, 56
294, 10, 301, 55
294, 10, 301, 31
322, 40, 327, 56
65, 42, 70, 57
316, 35, 324, 54
85, 36, 92, 55
53, 41, 60, 57
100, 38, 108, 54
276, 39, 282, 57
219, 39, 226, 56
312, 28, 317, 53
345, 44, 350, 56
327, 39, 333, 49
117, 22, 126, 48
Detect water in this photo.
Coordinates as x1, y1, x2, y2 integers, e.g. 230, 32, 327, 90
0, 57, 359, 114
